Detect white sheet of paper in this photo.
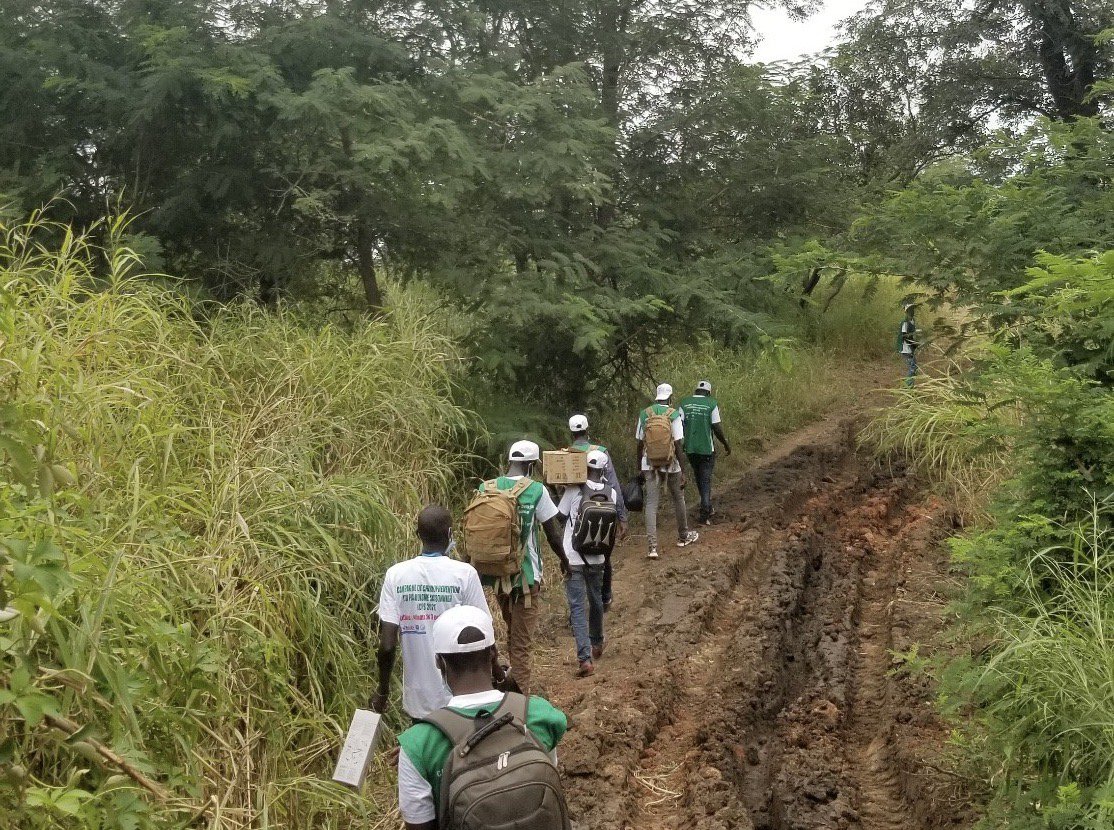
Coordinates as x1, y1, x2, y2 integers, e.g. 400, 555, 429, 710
332, 709, 383, 789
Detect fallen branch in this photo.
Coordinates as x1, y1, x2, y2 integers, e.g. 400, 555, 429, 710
43, 712, 210, 819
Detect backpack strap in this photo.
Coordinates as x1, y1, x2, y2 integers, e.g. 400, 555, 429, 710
506, 477, 533, 499
496, 691, 530, 726
419, 706, 481, 749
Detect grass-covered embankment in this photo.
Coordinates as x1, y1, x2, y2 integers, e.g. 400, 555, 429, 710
0, 216, 473, 828
864, 251, 1114, 828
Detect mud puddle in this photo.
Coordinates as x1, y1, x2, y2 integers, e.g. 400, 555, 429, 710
534, 415, 975, 830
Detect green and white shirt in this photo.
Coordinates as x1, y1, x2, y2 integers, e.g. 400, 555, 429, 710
679, 394, 721, 456
478, 476, 558, 591
397, 690, 568, 825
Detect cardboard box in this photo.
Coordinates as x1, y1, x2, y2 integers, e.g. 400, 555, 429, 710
543, 450, 588, 485
332, 709, 383, 790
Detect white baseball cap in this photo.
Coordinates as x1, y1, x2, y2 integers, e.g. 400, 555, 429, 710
696, 380, 712, 393
655, 383, 673, 401
568, 414, 589, 432
508, 440, 540, 462
586, 449, 609, 470
431, 605, 496, 655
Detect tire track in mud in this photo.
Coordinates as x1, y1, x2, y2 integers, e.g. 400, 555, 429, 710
534, 416, 975, 830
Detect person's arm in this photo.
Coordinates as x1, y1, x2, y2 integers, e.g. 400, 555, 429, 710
672, 414, 686, 486
712, 423, 731, 455
634, 414, 646, 481
541, 516, 569, 574
373, 620, 399, 712
398, 748, 438, 830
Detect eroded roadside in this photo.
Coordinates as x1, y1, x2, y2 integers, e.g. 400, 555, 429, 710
534, 415, 975, 830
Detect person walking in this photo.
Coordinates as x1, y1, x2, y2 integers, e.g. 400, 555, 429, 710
897, 303, 919, 386
679, 381, 732, 525
636, 383, 699, 559
396, 605, 569, 830
475, 440, 565, 695
557, 450, 619, 677
566, 414, 627, 609
373, 505, 492, 719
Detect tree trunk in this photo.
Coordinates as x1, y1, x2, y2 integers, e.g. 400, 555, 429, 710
800, 266, 822, 308
1025, 0, 1100, 119
356, 221, 382, 310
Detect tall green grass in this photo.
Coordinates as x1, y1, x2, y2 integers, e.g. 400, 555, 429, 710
861, 363, 1018, 520
0, 215, 473, 829
949, 504, 1114, 829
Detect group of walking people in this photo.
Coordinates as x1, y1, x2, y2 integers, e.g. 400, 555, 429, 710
371, 381, 730, 830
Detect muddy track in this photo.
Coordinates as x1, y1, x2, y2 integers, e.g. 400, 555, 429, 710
533, 415, 975, 830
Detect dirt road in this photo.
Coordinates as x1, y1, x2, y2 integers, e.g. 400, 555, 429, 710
534, 413, 975, 830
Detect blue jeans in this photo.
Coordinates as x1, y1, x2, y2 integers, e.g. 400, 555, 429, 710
687, 453, 716, 518
565, 564, 605, 663
903, 352, 918, 386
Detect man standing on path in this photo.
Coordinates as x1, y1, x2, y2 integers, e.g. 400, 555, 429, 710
557, 450, 618, 678
679, 381, 732, 525
478, 440, 565, 694
373, 505, 491, 719
396, 605, 569, 830
567, 414, 627, 609
636, 383, 699, 559
897, 303, 919, 387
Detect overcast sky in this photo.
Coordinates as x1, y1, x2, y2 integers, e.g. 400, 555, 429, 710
750, 0, 873, 64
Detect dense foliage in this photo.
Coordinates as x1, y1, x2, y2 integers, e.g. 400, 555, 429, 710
865, 120, 1113, 828
0, 216, 472, 828
4, 0, 1109, 406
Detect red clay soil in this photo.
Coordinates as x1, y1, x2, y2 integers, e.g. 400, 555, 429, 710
532, 412, 977, 830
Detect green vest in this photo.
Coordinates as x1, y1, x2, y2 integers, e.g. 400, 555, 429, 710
399, 695, 568, 820
679, 395, 718, 455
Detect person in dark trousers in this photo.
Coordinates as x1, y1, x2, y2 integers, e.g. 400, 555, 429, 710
897, 304, 919, 386
567, 414, 627, 609
678, 381, 731, 525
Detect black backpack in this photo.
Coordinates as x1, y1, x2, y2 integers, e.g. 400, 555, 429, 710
572, 485, 619, 557
420, 693, 571, 830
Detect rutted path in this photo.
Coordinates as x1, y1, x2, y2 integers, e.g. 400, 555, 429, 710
533, 412, 975, 830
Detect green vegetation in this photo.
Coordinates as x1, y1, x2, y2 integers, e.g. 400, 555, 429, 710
2, 0, 1113, 827
0, 216, 471, 828
864, 121, 1114, 828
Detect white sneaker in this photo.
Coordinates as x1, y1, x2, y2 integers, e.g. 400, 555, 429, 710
677, 531, 699, 547
647, 546, 659, 559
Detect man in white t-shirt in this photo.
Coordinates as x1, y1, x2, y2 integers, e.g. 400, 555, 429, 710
557, 450, 618, 677
636, 383, 699, 559
373, 504, 492, 719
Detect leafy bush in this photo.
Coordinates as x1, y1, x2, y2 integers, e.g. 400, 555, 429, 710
0, 216, 473, 828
